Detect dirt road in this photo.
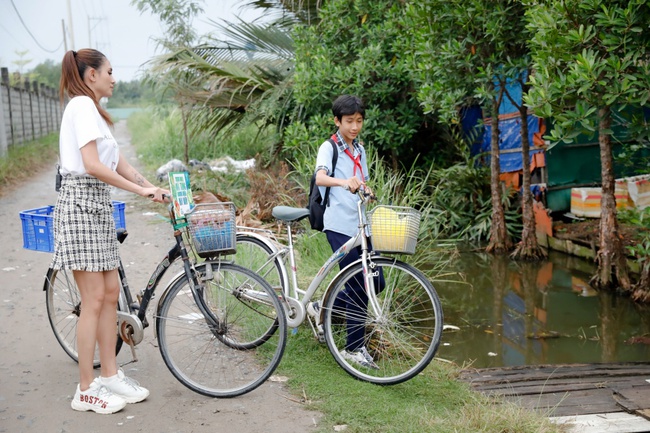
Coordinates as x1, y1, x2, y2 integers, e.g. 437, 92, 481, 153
0, 121, 320, 433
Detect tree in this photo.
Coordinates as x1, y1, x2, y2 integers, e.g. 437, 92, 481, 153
525, 0, 650, 293
505, 69, 547, 261
132, 0, 204, 164
12, 50, 32, 74
289, 0, 442, 170
410, 0, 534, 254
28, 60, 61, 89
134, 0, 309, 159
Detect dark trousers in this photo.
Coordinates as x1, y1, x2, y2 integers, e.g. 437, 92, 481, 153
325, 230, 385, 351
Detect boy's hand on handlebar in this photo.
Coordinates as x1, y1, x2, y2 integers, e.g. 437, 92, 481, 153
358, 185, 377, 201
344, 177, 363, 193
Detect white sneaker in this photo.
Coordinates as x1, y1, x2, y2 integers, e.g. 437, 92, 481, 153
71, 381, 127, 414
307, 301, 325, 342
99, 370, 149, 404
341, 346, 379, 370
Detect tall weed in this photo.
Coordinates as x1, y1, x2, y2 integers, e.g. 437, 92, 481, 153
128, 107, 274, 170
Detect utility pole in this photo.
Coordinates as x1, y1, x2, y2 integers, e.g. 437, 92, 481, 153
88, 16, 105, 49
61, 19, 68, 52
66, 0, 75, 50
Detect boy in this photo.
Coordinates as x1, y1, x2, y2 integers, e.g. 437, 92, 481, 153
309, 95, 383, 369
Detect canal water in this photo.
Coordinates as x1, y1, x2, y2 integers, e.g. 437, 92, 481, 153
434, 250, 650, 368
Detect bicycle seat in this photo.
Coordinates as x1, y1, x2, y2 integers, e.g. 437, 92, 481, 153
272, 206, 309, 223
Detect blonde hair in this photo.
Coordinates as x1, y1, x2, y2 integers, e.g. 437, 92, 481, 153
59, 49, 113, 126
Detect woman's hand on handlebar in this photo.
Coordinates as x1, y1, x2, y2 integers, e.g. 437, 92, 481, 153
144, 187, 171, 203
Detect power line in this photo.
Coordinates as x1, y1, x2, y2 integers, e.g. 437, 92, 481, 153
10, 0, 64, 53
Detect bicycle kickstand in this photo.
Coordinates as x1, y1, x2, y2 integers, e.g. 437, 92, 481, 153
121, 328, 139, 365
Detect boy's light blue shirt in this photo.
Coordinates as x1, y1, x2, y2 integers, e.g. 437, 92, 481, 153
315, 132, 369, 237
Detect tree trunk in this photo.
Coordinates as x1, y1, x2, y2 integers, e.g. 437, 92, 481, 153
631, 262, 650, 303
511, 104, 546, 261
486, 89, 512, 254
181, 105, 190, 165
589, 106, 631, 292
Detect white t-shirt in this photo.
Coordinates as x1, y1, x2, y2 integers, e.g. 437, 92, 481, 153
59, 96, 119, 176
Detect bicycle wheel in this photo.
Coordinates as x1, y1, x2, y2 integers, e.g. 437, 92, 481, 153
322, 257, 443, 385
44, 268, 124, 367
156, 262, 287, 398
234, 233, 287, 294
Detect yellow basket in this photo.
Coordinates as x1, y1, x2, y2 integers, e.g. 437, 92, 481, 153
368, 205, 421, 254
186, 202, 236, 258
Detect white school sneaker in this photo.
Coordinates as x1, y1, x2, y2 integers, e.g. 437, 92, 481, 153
340, 346, 379, 370
71, 381, 127, 414
99, 369, 150, 404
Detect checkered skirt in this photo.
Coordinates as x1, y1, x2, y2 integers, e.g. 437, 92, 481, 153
50, 176, 120, 271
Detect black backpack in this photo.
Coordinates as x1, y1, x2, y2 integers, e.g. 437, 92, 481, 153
308, 138, 338, 231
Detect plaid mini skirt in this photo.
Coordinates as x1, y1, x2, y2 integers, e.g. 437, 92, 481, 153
50, 176, 120, 272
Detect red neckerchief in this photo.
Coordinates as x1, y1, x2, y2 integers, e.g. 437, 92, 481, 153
332, 133, 364, 179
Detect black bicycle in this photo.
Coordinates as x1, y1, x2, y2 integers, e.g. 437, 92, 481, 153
43, 201, 287, 398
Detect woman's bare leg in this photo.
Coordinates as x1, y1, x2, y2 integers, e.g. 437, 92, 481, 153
73, 269, 119, 390
97, 269, 120, 378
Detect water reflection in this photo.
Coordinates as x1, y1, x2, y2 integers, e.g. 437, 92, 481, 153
434, 250, 650, 368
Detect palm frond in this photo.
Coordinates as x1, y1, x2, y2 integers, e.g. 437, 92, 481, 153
241, 0, 324, 25
144, 13, 297, 137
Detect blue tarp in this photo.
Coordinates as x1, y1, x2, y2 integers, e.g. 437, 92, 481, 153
479, 115, 544, 173
462, 108, 545, 173
460, 75, 545, 174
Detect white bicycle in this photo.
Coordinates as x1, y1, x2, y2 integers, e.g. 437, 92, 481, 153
230, 191, 444, 385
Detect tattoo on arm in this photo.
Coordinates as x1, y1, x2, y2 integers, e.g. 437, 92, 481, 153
133, 171, 146, 187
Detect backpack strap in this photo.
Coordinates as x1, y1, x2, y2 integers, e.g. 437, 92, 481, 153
323, 138, 338, 207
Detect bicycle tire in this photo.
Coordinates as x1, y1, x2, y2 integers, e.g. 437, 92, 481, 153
44, 268, 124, 367
233, 233, 287, 294
155, 262, 287, 398
322, 257, 443, 385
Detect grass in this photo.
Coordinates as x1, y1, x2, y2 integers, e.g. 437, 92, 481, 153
278, 329, 563, 433
125, 109, 564, 433
0, 133, 58, 195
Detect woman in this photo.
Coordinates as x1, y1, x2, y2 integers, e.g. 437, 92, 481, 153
53, 48, 168, 414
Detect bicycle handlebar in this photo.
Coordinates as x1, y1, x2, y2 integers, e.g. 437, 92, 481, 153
357, 187, 377, 203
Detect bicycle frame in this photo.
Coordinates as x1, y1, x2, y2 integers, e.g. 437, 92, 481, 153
114, 208, 222, 358
241, 193, 382, 329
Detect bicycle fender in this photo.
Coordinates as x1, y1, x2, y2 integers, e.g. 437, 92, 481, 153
236, 231, 281, 253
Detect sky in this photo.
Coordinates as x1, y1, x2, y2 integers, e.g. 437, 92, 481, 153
0, 0, 265, 82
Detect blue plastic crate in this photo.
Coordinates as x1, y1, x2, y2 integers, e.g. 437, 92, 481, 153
20, 200, 126, 253
20, 205, 55, 252
112, 201, 126, 230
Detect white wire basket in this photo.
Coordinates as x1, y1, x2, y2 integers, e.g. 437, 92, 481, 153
186, 202, 236, 258
368, 205, 421, 255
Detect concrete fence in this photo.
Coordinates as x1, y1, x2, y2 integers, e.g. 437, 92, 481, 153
0, 67, 61, 157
